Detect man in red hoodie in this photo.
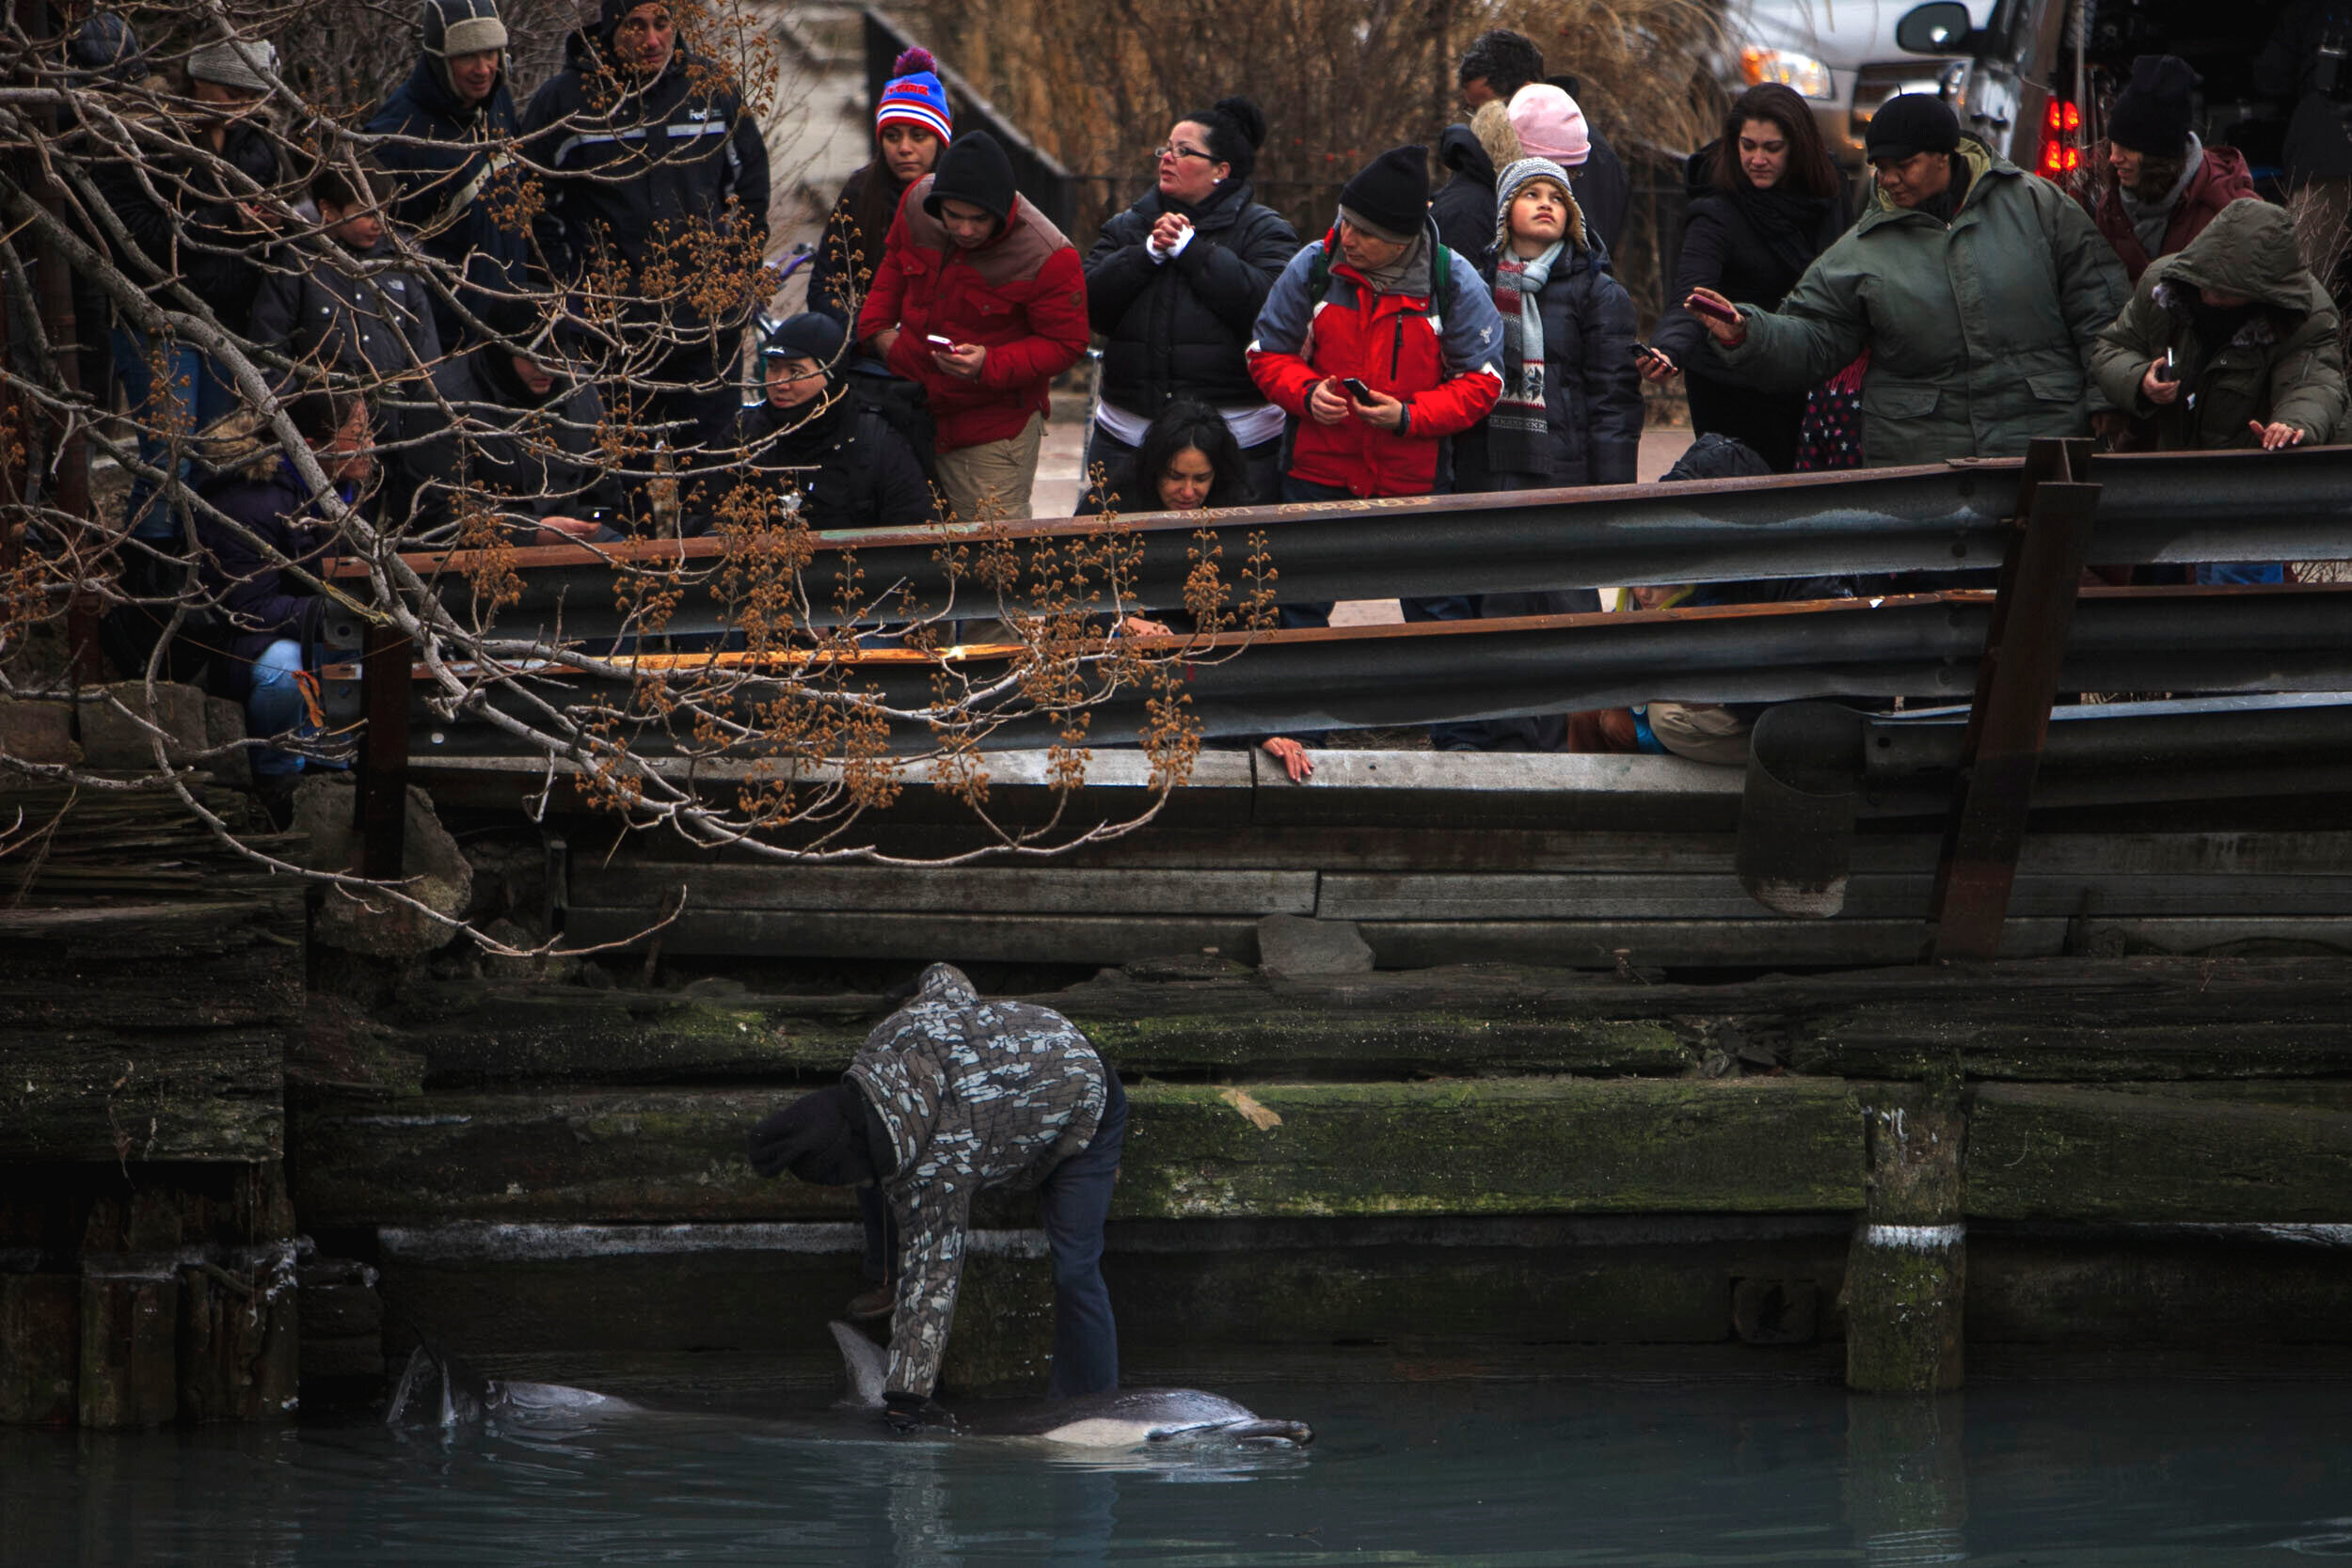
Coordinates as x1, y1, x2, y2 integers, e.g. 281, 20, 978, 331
857, 129, 1088, 522
1247, 144, 1504, 626
2089, 55, 2257, 285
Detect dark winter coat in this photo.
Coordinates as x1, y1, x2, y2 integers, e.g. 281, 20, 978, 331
846, 963, 1109, 1399
1717, 138, 2128, 467
2088, 142, 2259, 284
91, 116, 286, 334
2256, 2, 2352, 182
806, 163, 908, 327
735, 390, 938, 531
855, 176, 1089, 451
1430, 123, 1502, 267
362, 51, 528, 343
1653, 146, 1849, 470
190, 417, 344, 699
518, 31, 771, 325
405, 347, 628, 529
1569, 128, 1632, 259
1083, 179, 1297, 420
1458, 230, 1644, 490
2090, 199, 2346, 450
248, 230, 444, 405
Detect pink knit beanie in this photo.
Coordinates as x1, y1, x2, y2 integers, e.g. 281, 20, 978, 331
1508, 84, 1591, 168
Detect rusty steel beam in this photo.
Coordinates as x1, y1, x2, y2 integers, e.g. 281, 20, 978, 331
1930, 439, 2102, 961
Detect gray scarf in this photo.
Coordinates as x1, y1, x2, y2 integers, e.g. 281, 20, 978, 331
2119, 134, 2203, 258
1487, 241, 1563, 479
1336, 205, 1431, 295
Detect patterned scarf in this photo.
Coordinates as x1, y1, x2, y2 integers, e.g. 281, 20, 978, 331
1487, 241, 1563, 479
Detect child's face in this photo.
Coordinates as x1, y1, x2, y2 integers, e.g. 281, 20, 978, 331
1508, 181, 1569, 245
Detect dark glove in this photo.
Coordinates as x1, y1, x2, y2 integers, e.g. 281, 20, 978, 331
883, 1390, 953, 1435
747, 1082, 880, 1184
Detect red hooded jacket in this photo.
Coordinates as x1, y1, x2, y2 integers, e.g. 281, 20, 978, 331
856, 177, 1089, 451
2089, 144, 2259, 283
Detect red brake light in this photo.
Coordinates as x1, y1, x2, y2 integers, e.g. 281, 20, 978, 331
2040, 100, 2082, 177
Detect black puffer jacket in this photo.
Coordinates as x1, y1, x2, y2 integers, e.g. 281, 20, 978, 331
1084, 179, 1297, 419
363, 40, 528, 344
518, 24, 770, 321
1430, 123, 1501, 266
1458, 230, 1644, 490
734, 390, 937, 532
805, 163, 908, 327
91, 116, 286, 333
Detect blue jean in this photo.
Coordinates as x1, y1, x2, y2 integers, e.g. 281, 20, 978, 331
112, 325, 237, 540
247, 639, 310, 778
1040, 1070, 1126, 1399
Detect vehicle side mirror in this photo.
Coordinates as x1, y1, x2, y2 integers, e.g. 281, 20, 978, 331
1895, 2, 1975, 54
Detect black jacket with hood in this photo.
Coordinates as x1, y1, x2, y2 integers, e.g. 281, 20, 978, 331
518, 0, 771, 323
363, 0, 529, 344
1430, 120, 1503, 266
734, 388, 937, 532
1083, 177, 1298, 422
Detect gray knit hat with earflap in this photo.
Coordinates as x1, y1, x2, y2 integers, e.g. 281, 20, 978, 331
1493, 156, 1584, 252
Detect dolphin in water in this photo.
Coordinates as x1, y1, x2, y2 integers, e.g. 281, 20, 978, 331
383, 1332, 1311, 1449
827, 1322, 1313, 1448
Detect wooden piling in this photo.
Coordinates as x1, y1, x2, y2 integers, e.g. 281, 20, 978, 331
78, 1275, 178, 1428
1845, 1089, 1967, 1394
0, 1275, 79, 1424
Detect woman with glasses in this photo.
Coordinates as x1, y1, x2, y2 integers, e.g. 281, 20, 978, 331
1080, 97, 1298, 512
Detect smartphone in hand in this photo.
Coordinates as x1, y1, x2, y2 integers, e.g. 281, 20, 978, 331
2153, 347, 2177, 384
925, 333, 957, 350
1686, 294, 1740, 325
1340, 376, 1375, 403
1631, 341, 1661, 359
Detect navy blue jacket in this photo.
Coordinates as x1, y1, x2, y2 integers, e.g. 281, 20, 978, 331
363, 56, 529, 343
194, 451, 340, 700
1458, 237, 1644, 490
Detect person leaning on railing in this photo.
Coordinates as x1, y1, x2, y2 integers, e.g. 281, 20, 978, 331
1686, 94, 2127, 470
2090, 198, 2345, 585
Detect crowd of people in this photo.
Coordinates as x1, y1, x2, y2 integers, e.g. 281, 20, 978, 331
64, 6, 2348, 789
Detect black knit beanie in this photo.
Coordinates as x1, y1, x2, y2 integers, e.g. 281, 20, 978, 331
761, 310, 847, 367
2106, 55, 2198, 157
1864, 93, 1960, 164
924, 130, 1018, 226
1339, 145, 1431, 240
746, 1082, 885, 1186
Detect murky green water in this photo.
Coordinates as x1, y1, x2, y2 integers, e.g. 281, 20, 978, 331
6, 1380, 2350, 1565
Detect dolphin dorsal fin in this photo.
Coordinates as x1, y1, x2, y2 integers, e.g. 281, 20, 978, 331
829, 1321, 888, 1409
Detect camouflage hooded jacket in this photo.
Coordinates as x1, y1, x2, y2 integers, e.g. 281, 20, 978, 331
846, 963, 1108, 1398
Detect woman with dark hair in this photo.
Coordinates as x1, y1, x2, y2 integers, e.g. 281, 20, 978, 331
1642, 83, 1847, 471
806, 48, 951, 326
1081, 96, 1298, 511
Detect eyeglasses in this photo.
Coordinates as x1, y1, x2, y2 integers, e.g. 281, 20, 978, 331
1152, 143, 1214, 163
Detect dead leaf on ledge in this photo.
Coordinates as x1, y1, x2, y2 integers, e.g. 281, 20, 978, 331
1218, 1086, 1282, 1132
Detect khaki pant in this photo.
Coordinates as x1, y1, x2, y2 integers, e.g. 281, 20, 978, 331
1646, 702, 1752, 766
934, 412, 1045, 523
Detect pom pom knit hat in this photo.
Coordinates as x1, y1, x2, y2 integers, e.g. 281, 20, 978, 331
877, 46, 952, 142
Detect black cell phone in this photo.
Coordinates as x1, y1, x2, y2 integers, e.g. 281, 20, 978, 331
2153, 348, 2177, 384
1631, 341, 1661, 359
1341, 376, 1375, 403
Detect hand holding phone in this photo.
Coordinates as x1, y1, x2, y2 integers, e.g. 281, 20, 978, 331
2153, 348, 2176, 384
925, 333, 957, 350
1341, 376, 1375, 403
1685, 293, 1740, 325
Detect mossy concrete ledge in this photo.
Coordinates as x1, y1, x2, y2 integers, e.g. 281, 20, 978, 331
290, 1077, 1867, 1228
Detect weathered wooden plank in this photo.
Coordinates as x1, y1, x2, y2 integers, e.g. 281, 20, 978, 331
1320, 872, 2352, 923
562, 908, 1263, 963
78, 1277, 177, 1429
1967, 1083, 2352, 1222
0, 1275, 79, 1424
1250, 749, 1748, 831
564, 864, 1318, 916
0, 896, 305, 1031
386, 980, 1696, 1085
288, 1079, 1867, 1227
0, 1029, 284, 1163
1359, 919, 2049, 968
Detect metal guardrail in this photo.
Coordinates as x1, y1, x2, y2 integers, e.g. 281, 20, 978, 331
326, 445, 2352, 647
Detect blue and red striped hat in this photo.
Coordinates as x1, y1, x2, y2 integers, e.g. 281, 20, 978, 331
876, 47, 951, 142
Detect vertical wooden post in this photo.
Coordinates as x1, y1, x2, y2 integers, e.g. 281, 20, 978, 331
1844, 1395, 1969, 1560
1846, 1085, 1967, 1394
78, 1276, 178, 1428
357, 618, 412, 880
1930, 437, 2101, 960
0, 1275, 80, 1424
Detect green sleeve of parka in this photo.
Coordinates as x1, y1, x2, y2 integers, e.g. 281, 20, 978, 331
1713, 238, 1870, 396
2089, 276, 2171, 418
2267, 304, 2348, 441
2045, 185, 2131, 417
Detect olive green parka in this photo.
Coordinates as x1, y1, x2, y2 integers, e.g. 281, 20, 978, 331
1716, 137, 2128, 467
2089, 198, 2345, 450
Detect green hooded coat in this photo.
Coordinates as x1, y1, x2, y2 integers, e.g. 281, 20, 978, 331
1716, 137, 2128, 467
2089, 198, 2345, 450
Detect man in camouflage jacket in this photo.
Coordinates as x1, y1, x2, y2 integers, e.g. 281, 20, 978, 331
748, 963, 1127, 1427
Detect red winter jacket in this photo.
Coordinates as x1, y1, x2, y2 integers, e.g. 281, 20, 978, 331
2089, 144, 2259, 283
855, 178, 1089, 452
1247, 226, 1505, 498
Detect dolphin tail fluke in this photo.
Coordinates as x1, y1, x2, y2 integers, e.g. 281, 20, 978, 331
385, 1340, 488, 1428
829, 1321, 889, 1409
1218, 1418, 1315, 1446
